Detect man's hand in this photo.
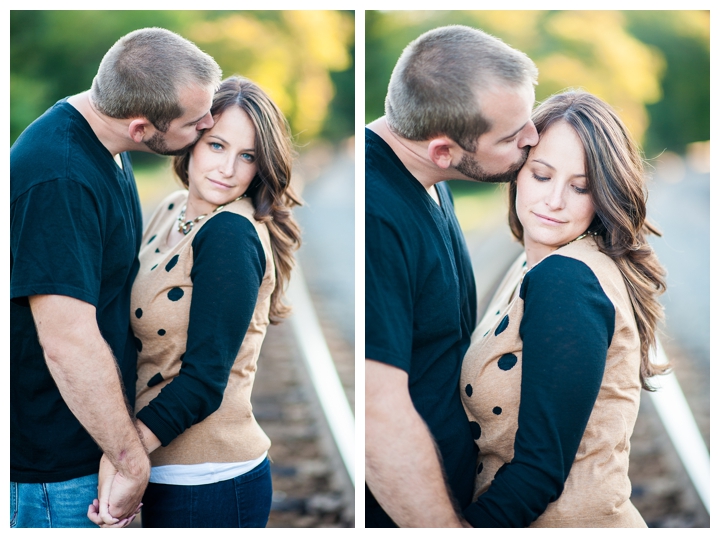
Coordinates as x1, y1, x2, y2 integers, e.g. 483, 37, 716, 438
88, 454, 144, 527
105, 464, 147, 521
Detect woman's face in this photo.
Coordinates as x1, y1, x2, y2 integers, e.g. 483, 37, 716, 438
187, 106, 258, 213
515, 120, 596, 266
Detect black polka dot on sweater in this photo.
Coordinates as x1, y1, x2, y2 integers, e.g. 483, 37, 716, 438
147, 373, 164, 387
134, 337, 142, 352
147, 235, 156, 244
165, 255, 179, 272
465, 384, 473, 397
494, 315, 509, 336
498, 353, 517, 371
157, 329, 166, 336
168, 203, 174, 210
155, 248, 160, 253
135, 308, 143, 318
477, 462, 484, 475
469, 421, 481, 440
168, 287, 184, 301
493, 406, 502, 415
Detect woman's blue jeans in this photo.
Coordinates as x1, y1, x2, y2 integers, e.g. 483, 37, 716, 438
141, 457, 273, 528
10, 473, 98, 528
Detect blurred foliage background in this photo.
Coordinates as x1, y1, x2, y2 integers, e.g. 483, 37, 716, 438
11, 10, 355, 150
366, 10, 708, 157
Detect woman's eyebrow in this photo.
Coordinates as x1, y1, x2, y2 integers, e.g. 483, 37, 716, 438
532, 158, 585, 177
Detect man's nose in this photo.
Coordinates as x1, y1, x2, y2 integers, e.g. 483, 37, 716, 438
197, 112, 214, 131
518, 121, 539, 148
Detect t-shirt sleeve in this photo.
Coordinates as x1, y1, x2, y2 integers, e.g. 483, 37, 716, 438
11, 180, 103, 307
464, 255, 614, 527
365, 214, 414, 372
136, 212, 265, 446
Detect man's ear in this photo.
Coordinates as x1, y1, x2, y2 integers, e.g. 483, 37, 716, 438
128, 118, 152, 143
427, 137, 459, 169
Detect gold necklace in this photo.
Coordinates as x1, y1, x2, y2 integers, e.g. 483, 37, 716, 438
564, 230, 597, 247
177, 195, 246, 235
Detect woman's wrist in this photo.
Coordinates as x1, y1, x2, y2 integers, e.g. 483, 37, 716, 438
135, 418, 162, 453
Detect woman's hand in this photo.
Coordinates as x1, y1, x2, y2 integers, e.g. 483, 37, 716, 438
87, 454, 142, 528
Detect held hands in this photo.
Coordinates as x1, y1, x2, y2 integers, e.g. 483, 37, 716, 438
87, 454, 144, 528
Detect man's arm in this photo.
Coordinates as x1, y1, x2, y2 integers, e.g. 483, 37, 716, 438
29, 294, 150, 521
365, 359, 465, 528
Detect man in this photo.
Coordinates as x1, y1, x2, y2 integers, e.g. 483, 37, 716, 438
365, 25, 539, 527
10, 27, 221, 528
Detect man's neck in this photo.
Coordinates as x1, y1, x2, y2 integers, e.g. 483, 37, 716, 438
368, 117, 453, 202
67, 91, 136, 157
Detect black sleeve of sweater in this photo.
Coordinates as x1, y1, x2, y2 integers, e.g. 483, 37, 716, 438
463, 254, 614, 527
136, 212, 265, 447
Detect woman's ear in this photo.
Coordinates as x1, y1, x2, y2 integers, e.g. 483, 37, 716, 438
427, 137, 460, 169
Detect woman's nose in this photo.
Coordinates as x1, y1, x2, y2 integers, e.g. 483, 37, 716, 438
219, 155, 235, 177
545, 184, 565, 210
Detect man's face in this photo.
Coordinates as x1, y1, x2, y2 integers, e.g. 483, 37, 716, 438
454, 83, 538, 183
144, 83, 215, 156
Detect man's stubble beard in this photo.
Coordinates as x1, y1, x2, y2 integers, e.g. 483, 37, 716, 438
144, 130, 203, 156
454, 146, 530, 184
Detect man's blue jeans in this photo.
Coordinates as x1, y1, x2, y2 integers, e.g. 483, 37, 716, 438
10, 473, 98, 528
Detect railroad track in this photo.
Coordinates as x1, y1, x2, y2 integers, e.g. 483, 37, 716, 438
253, 314, 355, 528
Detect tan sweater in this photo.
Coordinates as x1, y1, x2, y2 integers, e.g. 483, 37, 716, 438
131, 190, 274, 466
461, 236, 646, 527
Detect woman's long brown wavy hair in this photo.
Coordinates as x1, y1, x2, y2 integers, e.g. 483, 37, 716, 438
173, 76, 302, 323
508, 90, 668, 390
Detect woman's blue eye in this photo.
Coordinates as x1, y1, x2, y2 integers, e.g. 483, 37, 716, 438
241, 153, 255, 162
210, 142, 222, 150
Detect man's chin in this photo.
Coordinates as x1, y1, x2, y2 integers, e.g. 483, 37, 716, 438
454, 149, 528, 184
144, 133, 201, 156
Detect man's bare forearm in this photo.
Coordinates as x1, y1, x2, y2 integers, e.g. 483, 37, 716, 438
30, 295, 149, 479
365, 359, 463, 527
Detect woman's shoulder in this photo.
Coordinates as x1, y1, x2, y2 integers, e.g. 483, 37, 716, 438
529, 236, 629, 310
143, 190, 188, 239
196, 197, 272, 257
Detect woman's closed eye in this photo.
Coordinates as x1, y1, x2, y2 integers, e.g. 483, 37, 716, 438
532, 172, 550, 182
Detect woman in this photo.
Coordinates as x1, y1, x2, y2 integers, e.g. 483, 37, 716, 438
92, 76, 301, 528
461, 91, 667, 527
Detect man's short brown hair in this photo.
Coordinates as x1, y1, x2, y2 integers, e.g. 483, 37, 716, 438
91, 27, 222, 131
385, 25, 538, 152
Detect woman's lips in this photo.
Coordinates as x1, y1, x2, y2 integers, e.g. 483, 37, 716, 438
208, 178, 233, 189
532, 212, 565, 225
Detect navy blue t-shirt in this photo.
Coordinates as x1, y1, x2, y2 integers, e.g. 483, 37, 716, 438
10, 99, 142, 483
365, 128, 478, 527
